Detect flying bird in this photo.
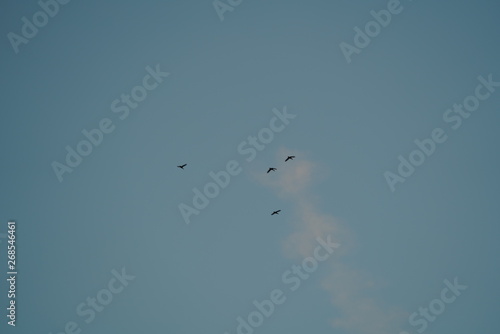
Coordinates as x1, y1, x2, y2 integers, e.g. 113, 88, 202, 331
271, 210, 281, 215
267, 167, 277, 173
285, 155, 295, 162
177, 164, 187, 169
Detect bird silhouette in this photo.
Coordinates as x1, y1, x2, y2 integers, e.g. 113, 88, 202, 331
285, 155, 295, 162
267, 167, 277, 173
177, 164, 187, 169
271, 210, 281, 215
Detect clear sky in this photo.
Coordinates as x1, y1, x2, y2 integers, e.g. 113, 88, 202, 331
1, 0, 499, 334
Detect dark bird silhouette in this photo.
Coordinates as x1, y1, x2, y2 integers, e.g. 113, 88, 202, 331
285, 155, 296, 162
271, 210, 281, 215
177, 164, 187, 169
267, 167, 277, 173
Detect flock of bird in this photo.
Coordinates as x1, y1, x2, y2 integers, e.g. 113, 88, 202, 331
177, 156, 296, 216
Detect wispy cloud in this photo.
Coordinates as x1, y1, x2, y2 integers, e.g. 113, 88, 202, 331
255, 147, 407, 334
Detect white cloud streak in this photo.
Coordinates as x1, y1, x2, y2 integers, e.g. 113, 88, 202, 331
255, 148, 407, 334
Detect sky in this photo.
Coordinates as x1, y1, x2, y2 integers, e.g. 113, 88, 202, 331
0, 0, 499, 333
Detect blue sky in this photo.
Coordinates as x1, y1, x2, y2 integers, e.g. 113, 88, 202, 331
0, 0, 499, 333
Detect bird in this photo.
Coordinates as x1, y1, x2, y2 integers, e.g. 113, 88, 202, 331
285, 155, 295, 162
177, 164, 187, 169
267, 167, 277, 173
271, 210, 281, 215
